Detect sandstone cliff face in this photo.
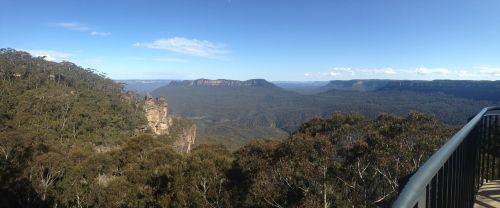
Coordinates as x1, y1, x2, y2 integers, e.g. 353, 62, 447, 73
142, 93, 195, 153
143, 93, 172, 135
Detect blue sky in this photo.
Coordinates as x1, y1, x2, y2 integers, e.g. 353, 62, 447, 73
1, 0, 500, 81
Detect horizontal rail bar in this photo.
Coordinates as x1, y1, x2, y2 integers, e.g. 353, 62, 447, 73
393, 106, 500, 208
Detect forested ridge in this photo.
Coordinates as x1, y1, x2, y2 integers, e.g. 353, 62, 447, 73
1, 49, 458, 207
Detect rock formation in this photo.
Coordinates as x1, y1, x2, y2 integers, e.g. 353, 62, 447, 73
142, 93, 196, 153
143, 93, 172, 135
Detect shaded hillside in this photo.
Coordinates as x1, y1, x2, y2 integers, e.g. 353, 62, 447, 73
379, 80, 500, 102
316, 89, 492, 124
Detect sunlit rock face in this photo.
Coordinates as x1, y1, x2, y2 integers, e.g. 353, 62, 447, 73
143, 93, 172, 135
143, 93, 196, 153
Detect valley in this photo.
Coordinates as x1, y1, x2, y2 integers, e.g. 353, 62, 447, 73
3, 0, 499, 207
1, 49, 498, 208
118, 78, 499, 150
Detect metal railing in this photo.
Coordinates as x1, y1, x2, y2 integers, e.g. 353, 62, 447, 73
393, 106, 500, 208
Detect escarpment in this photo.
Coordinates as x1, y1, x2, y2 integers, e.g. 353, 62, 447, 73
142, 93, 196, 153
168, 78, 276, 88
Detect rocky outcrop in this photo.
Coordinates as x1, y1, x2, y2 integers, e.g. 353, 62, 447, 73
143, 93, 172, 135
172, 123, 196, 153
168, 79, 275, 88
142, 93, 196, 153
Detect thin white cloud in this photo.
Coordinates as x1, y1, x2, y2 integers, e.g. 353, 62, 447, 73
327, 67, 354, 76
415, 67, 451, 75
23, 49, 73, 62
52, 22, 90, 31
362, 67, 396, 74
152, 57, 189, 63
90, 31, 111, 37
50, 22, 111, 37
134, 37, 228, 58
305, 66, 500, 80
125, 56, 189, 63
314, 67, 397, 77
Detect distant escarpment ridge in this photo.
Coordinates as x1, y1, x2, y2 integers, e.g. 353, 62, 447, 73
168, 78, 276, 87
379, 80, 500, 102
320, 79, 500, 102
323, 79, 500, 91
321, 79, 391, 92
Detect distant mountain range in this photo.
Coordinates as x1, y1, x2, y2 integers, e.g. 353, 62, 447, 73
121, 78, 500, 103
273, 81, 329, 94
379, 80, 500, 102
319, 79, 390, 92
312, 79, 500, 102
135, 78, 499, 149
118, 79, 174, 94
168, 78, 276, 88
151, 79, 305, 149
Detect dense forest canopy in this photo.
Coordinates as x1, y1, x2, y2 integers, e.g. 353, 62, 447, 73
0, 49, 468, 207
0, 48, 146, 145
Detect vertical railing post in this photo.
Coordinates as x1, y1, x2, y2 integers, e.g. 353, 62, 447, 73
451, 151, 457, 208
487, 115, 494, 182
475, 117, 484, 191
491, 115, 500, 180
467, 129, 477, 207
481, 116, 488, 185
496, 115, 500, 179
430, 176, 437, 208
417, 190, 426, 208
